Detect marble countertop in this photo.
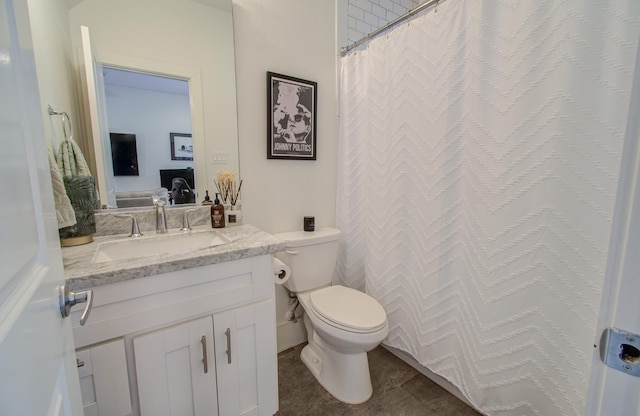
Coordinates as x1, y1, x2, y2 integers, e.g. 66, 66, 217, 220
62, 224, 286, 291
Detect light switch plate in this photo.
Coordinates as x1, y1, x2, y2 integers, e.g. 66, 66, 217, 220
210, 152, 229, 164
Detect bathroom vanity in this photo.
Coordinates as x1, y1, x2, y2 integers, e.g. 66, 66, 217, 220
62, 223, 285, 416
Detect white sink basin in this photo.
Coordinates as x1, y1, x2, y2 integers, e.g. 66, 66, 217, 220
92, 230, 231, 263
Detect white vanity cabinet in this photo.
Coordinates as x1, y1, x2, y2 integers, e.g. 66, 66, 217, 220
76, 339, 132, 416
213, 300, 277, 416
70, 254, 278, 416
133, 316, 217, 415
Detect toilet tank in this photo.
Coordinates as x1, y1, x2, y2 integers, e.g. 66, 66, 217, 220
274, 228, 341, 293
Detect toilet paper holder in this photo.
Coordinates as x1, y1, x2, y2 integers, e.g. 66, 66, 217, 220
273, 258, 291, 285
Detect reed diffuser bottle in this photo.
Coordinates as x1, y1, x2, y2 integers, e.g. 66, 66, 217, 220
214, 171, 243, 225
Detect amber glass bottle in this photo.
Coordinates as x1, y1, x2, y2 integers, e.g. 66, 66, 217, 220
211, 193, 225, 228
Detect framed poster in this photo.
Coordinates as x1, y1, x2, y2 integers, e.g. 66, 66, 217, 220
267, 72, 317, 160
170, 132, 193, 161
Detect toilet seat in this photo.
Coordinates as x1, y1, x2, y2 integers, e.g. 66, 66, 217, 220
308, 285, 387, 334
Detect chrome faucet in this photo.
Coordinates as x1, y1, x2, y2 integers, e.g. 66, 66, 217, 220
180, 209, 198, 232
153, 198, 167, 234
115, 214, 142, 237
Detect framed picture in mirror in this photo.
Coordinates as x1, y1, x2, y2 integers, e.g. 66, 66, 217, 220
170, 132, 193, 161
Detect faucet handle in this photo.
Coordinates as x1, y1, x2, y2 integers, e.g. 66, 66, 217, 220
115, 214, 143, 237
153, 196, 166, 207
180, 209, 198, 232
155, 201, 168, 234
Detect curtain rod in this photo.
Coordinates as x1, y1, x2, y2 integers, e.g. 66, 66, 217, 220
340, 0, 445, 56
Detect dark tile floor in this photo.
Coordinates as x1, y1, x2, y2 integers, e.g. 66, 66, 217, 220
276, 343, 482, 416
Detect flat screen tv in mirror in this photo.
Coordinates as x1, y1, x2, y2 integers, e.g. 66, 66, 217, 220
110, 133, 139, 176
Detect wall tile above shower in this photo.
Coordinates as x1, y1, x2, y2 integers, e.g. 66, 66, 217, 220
347, 0, 421, 44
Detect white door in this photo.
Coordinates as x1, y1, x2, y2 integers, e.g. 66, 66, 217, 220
76, 340, 132, 416
0, 0, 82, 415
133, 316, 218, 416
214, 301, 278, 416
585, 35, 640, 415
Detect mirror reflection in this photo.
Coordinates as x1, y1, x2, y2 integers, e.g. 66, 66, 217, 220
103, 68, 196, 208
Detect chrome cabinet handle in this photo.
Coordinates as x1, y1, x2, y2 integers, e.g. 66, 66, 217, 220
285, 249, 299, 255
225, 328, 232, 364
59, 285, 93, 326
201, 335, 209, 373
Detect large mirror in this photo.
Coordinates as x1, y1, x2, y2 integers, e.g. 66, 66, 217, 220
68, 0, 239, 209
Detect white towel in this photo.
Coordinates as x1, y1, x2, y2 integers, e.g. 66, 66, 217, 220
48, 146, 76, 229
58, 138, 91, 178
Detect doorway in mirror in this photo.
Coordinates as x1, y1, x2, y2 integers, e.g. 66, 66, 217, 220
104, 67, 194, 208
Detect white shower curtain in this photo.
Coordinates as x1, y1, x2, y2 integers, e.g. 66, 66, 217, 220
336, 1, 640, 415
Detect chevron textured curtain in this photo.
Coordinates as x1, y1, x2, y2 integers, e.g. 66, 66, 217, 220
336, 1, 640, 414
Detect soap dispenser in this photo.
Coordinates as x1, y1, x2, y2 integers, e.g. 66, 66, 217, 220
202, 190, 213, 206
211, 193, 225, 228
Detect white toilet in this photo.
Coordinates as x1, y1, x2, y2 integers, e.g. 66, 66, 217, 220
275, 227, 388, 404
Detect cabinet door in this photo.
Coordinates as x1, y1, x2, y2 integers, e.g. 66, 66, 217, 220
214, 300, 278, 416
76, 339, 132, 416
134, 316, 217, 416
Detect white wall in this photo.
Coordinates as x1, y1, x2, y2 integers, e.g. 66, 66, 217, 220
233, 0, 338, 234
233, 0, 338, 350
105, 85, 192, 193
26, 0, 79, 152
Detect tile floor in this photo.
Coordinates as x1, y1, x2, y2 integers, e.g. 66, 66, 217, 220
276, 343, 482, 416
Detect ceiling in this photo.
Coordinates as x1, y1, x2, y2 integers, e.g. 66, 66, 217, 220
64, 0, 232, 12
102, 67, 189, 96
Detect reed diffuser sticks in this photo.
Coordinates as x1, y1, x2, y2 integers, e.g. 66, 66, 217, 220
214, 171, 242, 206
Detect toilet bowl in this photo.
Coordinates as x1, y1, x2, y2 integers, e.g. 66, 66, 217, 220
274, 228, 389, 404
296, 286, 388, 404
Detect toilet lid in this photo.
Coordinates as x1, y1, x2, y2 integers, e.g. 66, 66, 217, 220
309, 285, 387, 332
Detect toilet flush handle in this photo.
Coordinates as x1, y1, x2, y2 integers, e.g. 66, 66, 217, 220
285, 249, 299, 255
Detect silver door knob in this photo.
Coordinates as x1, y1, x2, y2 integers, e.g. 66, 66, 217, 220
59, 285, 93, 326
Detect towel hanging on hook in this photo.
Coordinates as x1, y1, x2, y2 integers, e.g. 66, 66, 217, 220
47, 104, 91, 177
47, 104, 96, 246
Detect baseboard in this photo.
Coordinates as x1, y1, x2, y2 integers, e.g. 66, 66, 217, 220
276, 319, 307, 353
382, 344, 481, 413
